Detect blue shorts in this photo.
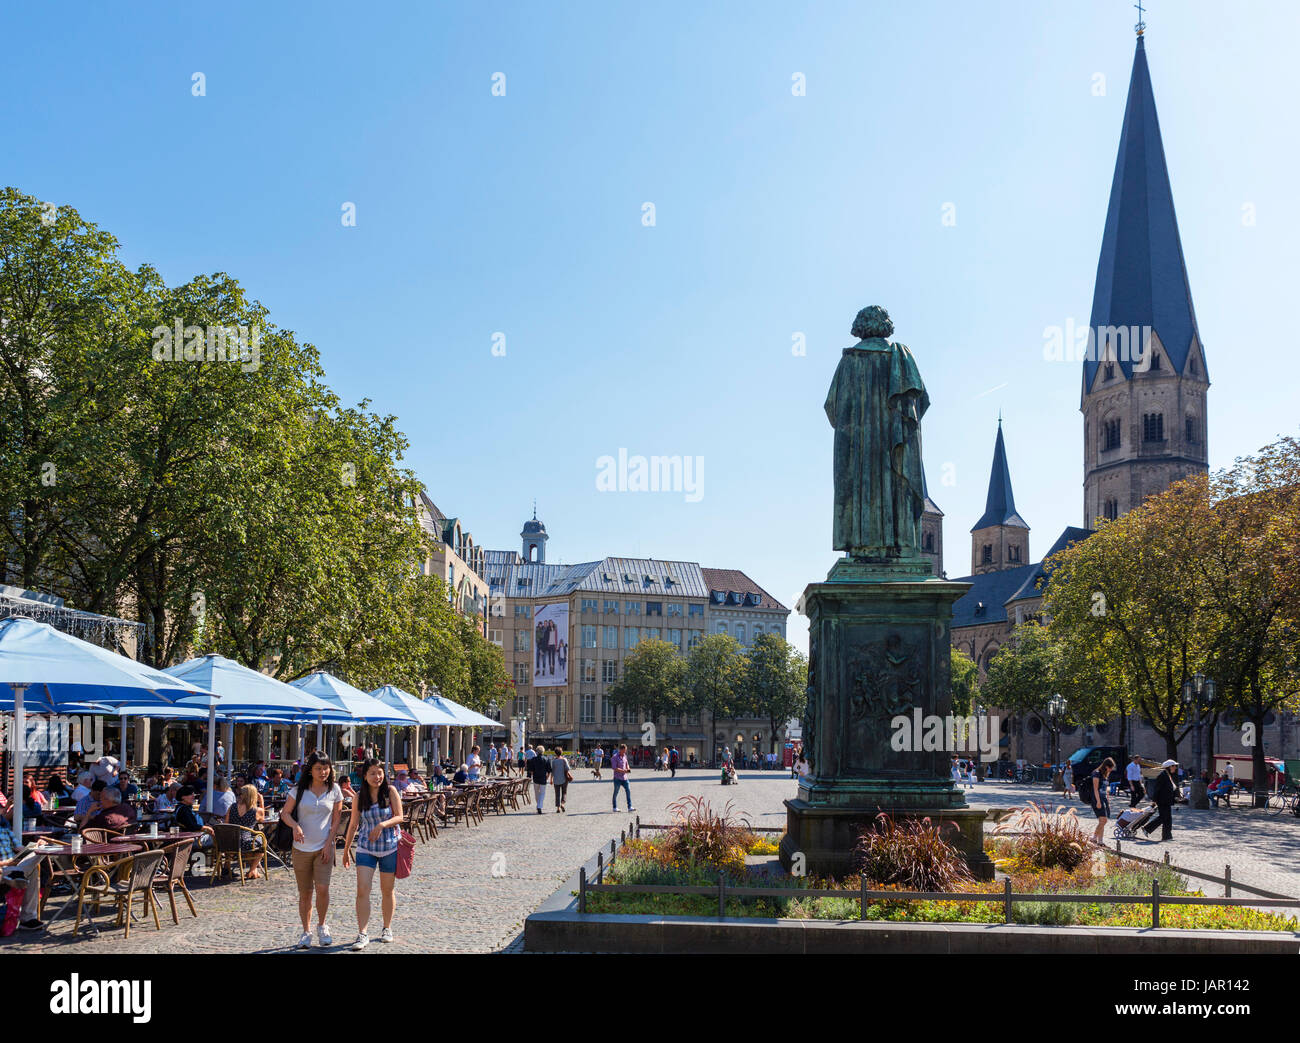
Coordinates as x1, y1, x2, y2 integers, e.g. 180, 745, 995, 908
1093, 798, 1110, 820
356, 849, 398, 874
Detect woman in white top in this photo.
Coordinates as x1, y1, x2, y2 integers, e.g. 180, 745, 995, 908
279, 752, 343, 949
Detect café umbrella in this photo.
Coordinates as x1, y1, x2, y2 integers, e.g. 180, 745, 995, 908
368, 684, 459, 767
0, 617, 212, 830
291, 672, 417, 771
164, 655, 344, 817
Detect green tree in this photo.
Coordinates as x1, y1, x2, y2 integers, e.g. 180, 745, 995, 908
744, 632, 807, 753
606, 638, 686, 741
685, 633, 745, 765
949, 647, 980, 719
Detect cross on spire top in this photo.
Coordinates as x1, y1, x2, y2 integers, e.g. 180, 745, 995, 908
1134, 0, 1146, 36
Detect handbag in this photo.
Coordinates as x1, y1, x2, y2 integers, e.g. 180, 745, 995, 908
395, 830, 416, 879
1, 885, 26, 937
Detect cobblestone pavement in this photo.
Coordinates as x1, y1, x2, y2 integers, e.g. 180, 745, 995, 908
964, 781, 1300, 901
0, 768, 796, 955
6, 772, 1295, 954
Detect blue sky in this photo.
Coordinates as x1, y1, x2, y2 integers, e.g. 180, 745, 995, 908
6, 1, 1297, 652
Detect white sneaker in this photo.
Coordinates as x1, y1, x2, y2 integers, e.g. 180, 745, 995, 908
379, 926, 394, 943
318, 923, 333, 947
296, 931, 312, 949
352, 932, 370, 950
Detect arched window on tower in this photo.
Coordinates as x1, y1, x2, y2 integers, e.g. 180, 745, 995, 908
1009, 545, 1020, 563
981, 545, 992, 565
1104, 498, 1119, 521
1142, 413, 1164, 443
1104, 363, 1115, 381
1185, 414, 1197, 445
1102, 418, 1121, 451
924, 533, 934, 552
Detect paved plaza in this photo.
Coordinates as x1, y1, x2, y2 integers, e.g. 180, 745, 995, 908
4, 770, 1296, 954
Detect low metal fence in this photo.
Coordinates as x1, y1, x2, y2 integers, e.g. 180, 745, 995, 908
573, 820, 1300, 928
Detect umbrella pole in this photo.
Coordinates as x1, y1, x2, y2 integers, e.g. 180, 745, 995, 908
316, 715, 323, 756
384, 725, 392, 772
10, 683, 27, 831
119, 712, 128, 768
206, 705, 217, 817
225, 718, 234, 778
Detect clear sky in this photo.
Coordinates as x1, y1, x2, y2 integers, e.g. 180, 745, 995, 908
6, 1, 1297, 653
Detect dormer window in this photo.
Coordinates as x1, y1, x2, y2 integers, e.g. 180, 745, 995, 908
1104, 363, 1114, 381
1150, 352, 1161, 371
974, 602, 986, 617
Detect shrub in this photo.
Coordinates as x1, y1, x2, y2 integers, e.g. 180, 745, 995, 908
661, 795, 754, 874
853, 813, 974, 892
993, 802, 1091, 871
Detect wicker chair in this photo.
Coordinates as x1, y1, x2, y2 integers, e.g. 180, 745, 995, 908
73, 850, 166, 938
79, 827, 125, 845
482, 784, 507, 816
210, 823, 267, 885
153, 838, 198, 924
465, 788, 483, 826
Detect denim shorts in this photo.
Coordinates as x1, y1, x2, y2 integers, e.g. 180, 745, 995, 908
1093, 798, 1110, 820
356, 849, 398, 874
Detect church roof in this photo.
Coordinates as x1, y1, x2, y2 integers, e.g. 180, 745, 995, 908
1085, 36, 1202, 390
970, 422, 1027, 531
949, 564, 1039, 629
1005, 526, 1093, 604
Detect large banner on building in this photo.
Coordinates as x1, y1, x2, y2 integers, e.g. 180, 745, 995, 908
533, 602, 568, 688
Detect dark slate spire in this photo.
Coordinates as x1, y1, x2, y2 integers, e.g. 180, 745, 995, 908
971, 420, 1027, 531
1085, 35, 1202, 391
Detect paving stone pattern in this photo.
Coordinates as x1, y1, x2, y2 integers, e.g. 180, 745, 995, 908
4, 772, 1294, 954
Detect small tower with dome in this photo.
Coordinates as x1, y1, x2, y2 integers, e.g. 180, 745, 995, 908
520, 505, 547, 563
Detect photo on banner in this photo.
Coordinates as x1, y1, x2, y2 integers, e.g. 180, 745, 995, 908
532, 602, 568, 688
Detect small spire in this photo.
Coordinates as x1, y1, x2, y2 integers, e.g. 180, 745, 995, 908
1134, 0, 1146, 37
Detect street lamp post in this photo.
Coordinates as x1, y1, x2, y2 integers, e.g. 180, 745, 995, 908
1047, 694, 1067, 790
975, 704, 987, 781
1181, 673, 1215, 810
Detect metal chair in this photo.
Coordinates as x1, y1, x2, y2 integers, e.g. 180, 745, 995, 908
73, 850, 166, 938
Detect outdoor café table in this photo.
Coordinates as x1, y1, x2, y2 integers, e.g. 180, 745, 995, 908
28, 841, 145, 926
23, 828, 69, 841
130, 831, 204, 847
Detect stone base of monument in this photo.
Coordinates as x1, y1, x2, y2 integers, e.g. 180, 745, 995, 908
779, 799, 995, 881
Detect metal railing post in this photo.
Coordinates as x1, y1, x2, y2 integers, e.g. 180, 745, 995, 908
860, 875, 868, 920
1003, 878, 1012, 923
1224, 865, 1231, 898
718, 872, 725, 919
597, 851, 604, 884
1152, 880, 1160, 929
579, 867, 587, 914
635, 815, 641, 838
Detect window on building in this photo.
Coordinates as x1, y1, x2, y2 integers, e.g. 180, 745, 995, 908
623, 706, 636, 724
1009, 545, 1020, 563
582, 658, 596, 683
686, 711, 699, 725
603, 600, 619, 615
645, 627, 661, 641
602, 659, 617, 683
581, 598, 598, 614
667, 603, 682, 617
1102, 418, 1122, 451
624, 601, 641, 616
717, 621, 727, 634
982, 545, 993, 564
1185, 415, 1197, 444
556, 697, 566, 723
668, 628, 682, 649
1142, 413, 1164, 442
514, 630, 530, 651
603, 626, 618, 649
736, 624, 746, 645
488, 629, 503, 646
581, 694, 596, 724
513, 663, 529, 685
1104, 362, 1114, 381
513, 695, 527, 717
1150, 351, 1161, 371
687, 630, 703, 649
537, 696, 547, 723
624, 626, 640, 648
514, 604, 532, 618
1104, 498, 1119, 521
666, 712, 681, 726
581, 625, 597, 648
688, 603, 704, 618
601, 697, 617, 724
924, 533, 934, 551
646, 601, 662, 616
1190, 356, 1198, 376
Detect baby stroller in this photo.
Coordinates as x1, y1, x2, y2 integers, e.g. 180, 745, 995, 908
720, 762, 738, 786
1113, 805, 1156, 840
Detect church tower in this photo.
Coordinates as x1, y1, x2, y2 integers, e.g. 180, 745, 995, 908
970, 420, 1029, 575
920, 469, 944, 577
1081, 30, 1209, 527
520, 507, 547, 563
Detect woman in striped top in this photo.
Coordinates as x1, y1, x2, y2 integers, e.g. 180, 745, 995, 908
342, 758, 403, 950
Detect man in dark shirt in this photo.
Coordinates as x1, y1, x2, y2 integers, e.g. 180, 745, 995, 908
82, 788, 138, 832
528, 744, 552, 814
172, 786, 215, 848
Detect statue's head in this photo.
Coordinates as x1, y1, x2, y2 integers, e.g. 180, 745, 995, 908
851, 306, 893, 341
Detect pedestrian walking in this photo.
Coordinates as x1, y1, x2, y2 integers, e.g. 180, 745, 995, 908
669, 745, 679, 779
591, 744, 604, 780
529, 744, 552, 814
1086, 756, 1116, 846
1126, 755, 1145, 807
279, 752, 344, 949
487, 743, 498, 777
1062, 761, 1075, 799
551, 748, 571, 812
343, 758, 403, 949
1142, 759, 1179, 842
611, 743, 634, 812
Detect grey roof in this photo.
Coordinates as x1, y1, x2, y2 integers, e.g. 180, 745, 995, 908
1086, 36, 1203, 391
950, 564, 1039, 629
492, 557, 708, 600
971, 422, 1028, 531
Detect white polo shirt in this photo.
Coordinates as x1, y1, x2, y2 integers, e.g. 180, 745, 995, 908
289, 784, 342, 853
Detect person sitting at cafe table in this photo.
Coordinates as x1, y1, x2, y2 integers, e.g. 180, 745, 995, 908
154, 781, 180, 812
173, 786, 215, 847
405, 769, 427, 793
0, 815, 47, 932
22, 776, 47, 819
45, 773, 72, 806
339, 775, 358, 800
117, 774, 139, 801
392, 768, 417, 794
70, 771, 94, 806
227, 783, 267, 878
269, 768, 291, 796
204, 776, 237, 819
75, 779, 108, 826
452, 764, 469, 785
430, 765, 450, 788
82, 787, 138, 832
251, 762, 271, 795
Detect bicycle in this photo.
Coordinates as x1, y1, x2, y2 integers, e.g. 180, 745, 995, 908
1266, 783, 1300, 817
